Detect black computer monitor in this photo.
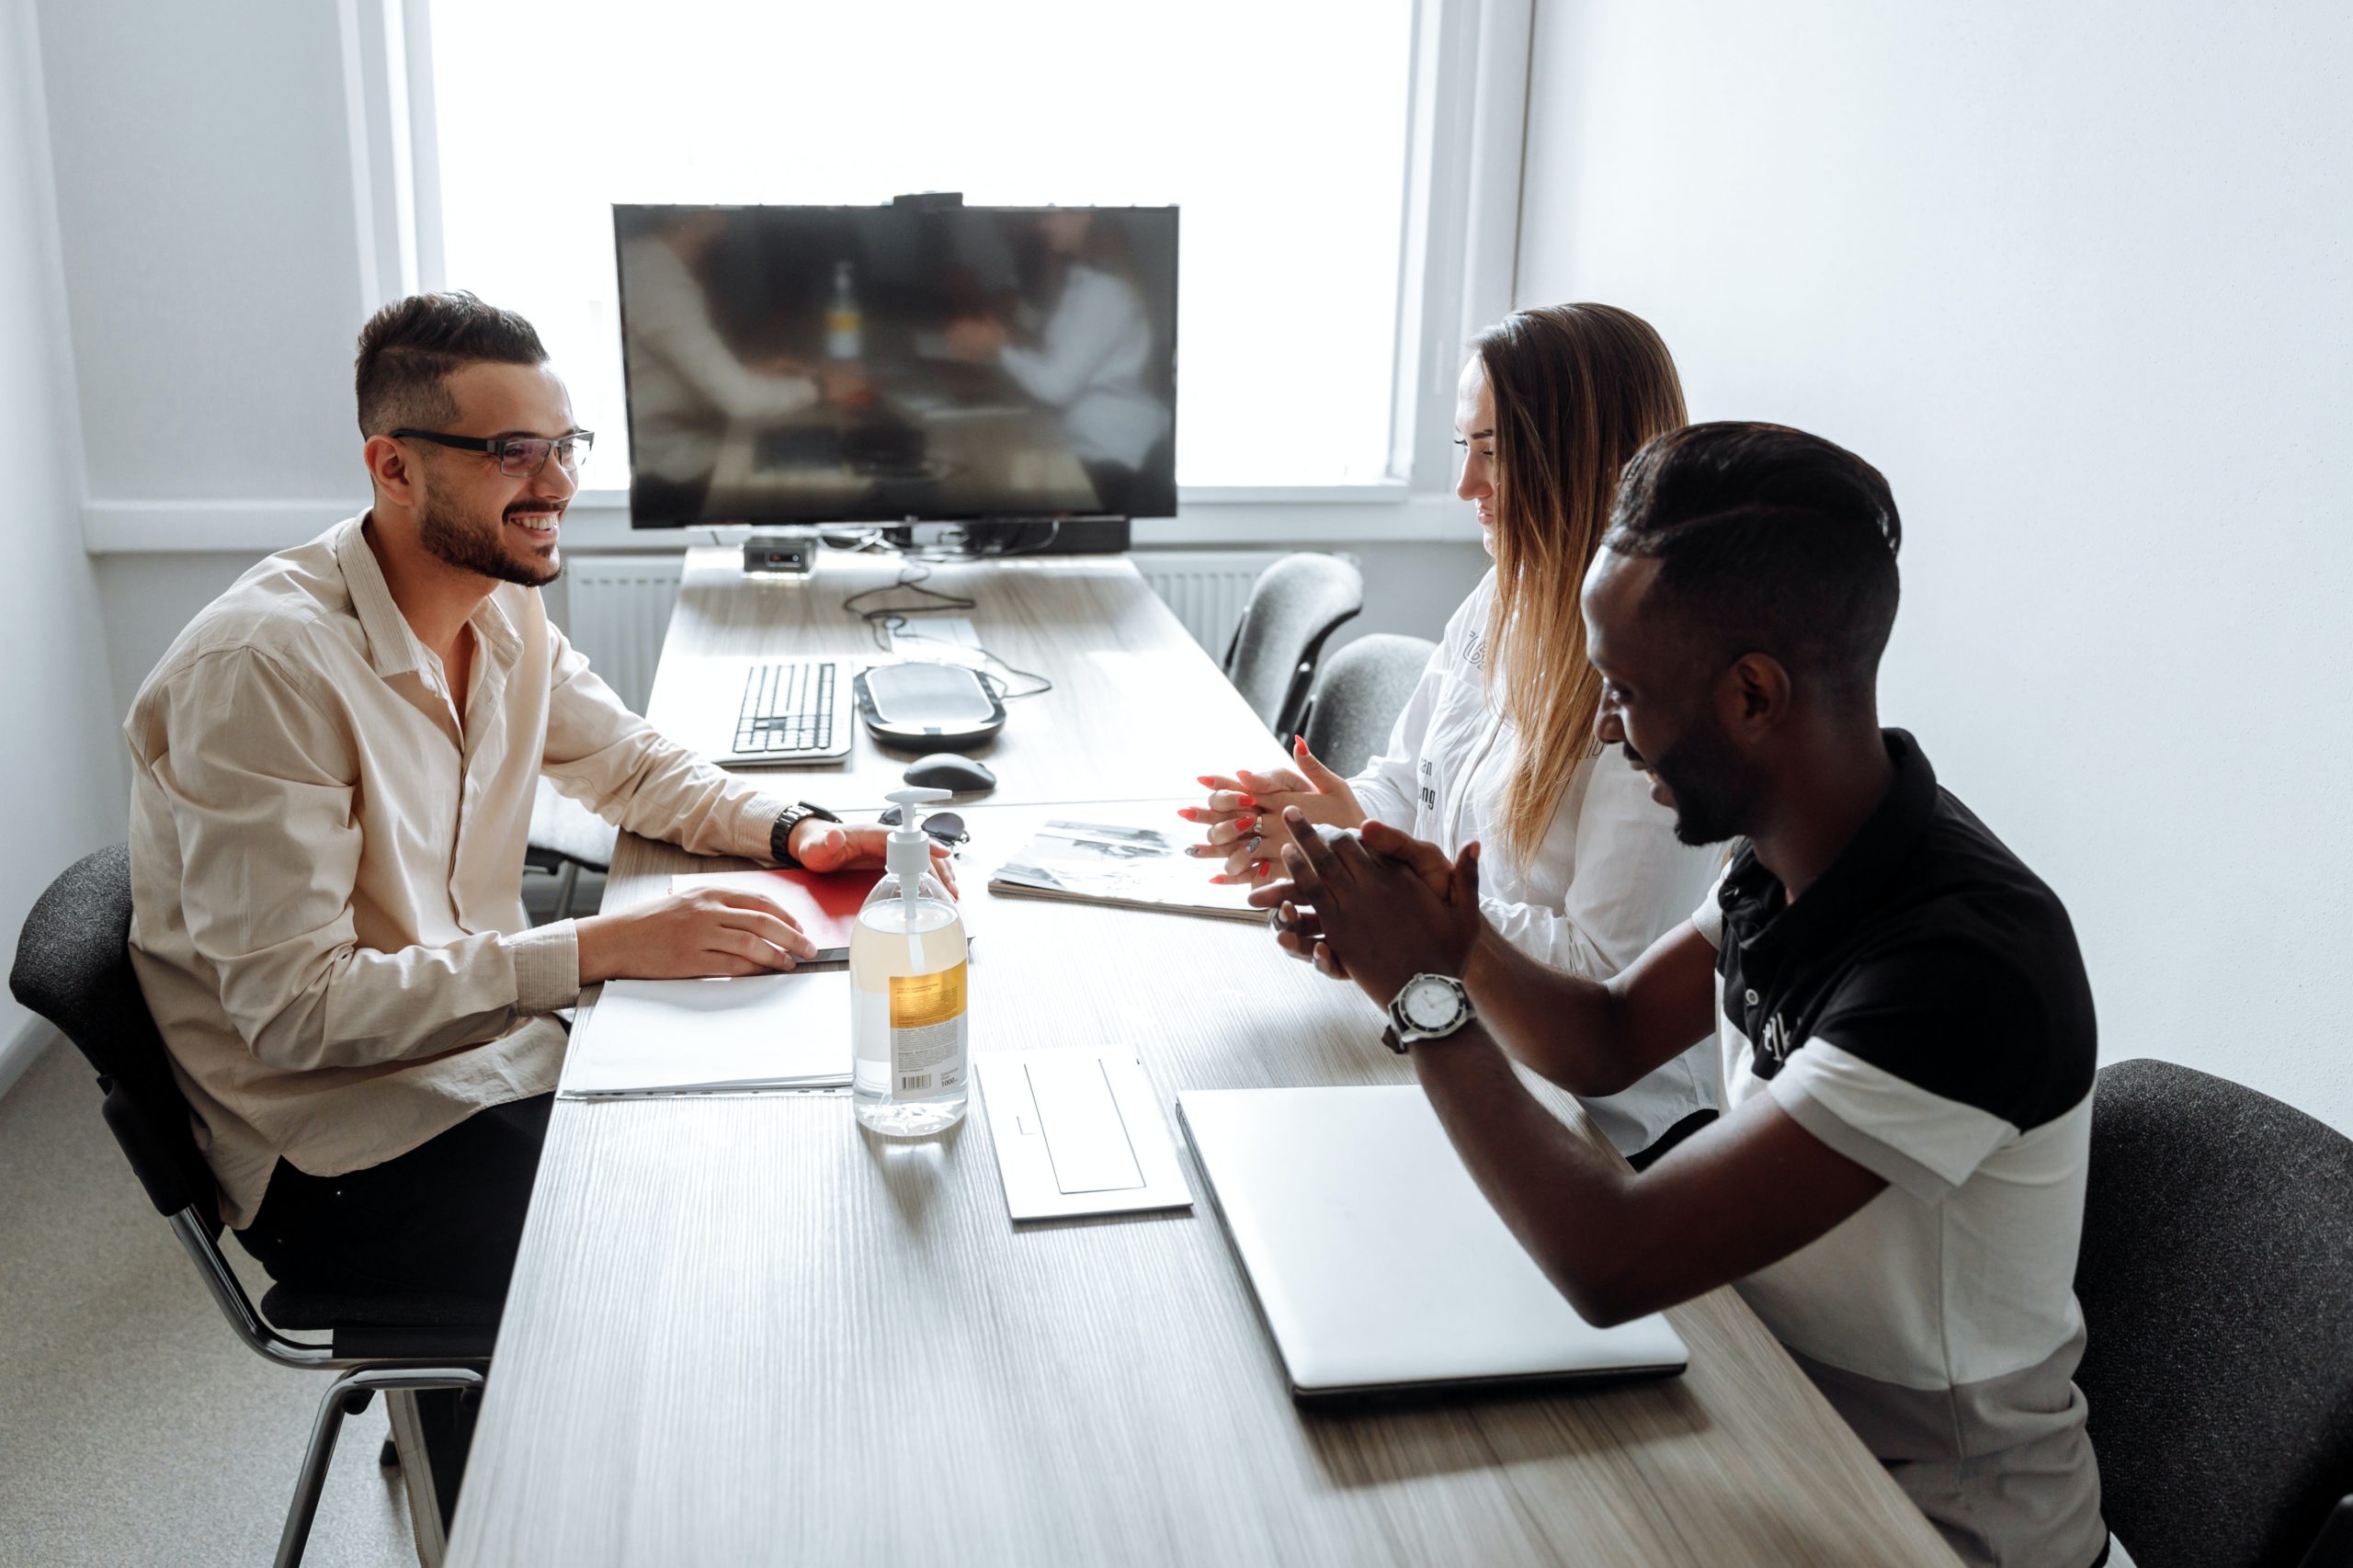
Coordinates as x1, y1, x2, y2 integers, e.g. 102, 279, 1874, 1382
615, 201, 1177, 538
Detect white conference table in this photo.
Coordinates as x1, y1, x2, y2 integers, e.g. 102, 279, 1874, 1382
445, 548, 1958, 1567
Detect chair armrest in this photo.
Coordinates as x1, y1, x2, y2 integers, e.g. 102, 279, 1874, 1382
2298, 1496, 2353, 1568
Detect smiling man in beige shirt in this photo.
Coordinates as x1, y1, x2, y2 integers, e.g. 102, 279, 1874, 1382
124, 292, 938, 1510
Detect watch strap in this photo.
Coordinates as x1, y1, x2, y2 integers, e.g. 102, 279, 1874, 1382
770, 801, 843, 869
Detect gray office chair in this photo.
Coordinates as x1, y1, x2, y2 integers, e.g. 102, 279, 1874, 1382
1296, 633, 1436, 778
2073, 1058, 2353, 1568
525, 777, 619, 921
7, 846, 495, 1568
1222, 553, 1364, 741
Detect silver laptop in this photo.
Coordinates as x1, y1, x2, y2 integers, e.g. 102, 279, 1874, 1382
1177, 1085, 1688, 1403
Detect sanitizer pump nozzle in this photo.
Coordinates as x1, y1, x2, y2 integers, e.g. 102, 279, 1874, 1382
882, 787, 953, 925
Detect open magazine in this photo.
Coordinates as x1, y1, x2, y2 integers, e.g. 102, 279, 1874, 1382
988, 820, 1266, 925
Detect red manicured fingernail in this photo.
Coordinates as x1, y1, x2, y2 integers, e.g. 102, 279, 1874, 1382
1175, 807, 1200, 821
1235, 794, 1257, 808
1293, 734, 1307, 750
1197, 776, 1219, 787
1237, 814, 1258, 831
1208, 874, 1232, 885
1253, 861, 1270, 876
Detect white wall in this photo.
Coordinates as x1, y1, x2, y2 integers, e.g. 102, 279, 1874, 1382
29, 0, 1488, 740
35, 0, 364, 506
1520, 1, 2353, 1128
0, 0, 128, 1084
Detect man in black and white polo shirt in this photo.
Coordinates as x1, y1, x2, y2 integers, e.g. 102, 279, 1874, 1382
1255, 421, 2107, 1568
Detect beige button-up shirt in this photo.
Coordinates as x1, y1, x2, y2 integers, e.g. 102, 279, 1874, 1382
126, 516, 789, 1228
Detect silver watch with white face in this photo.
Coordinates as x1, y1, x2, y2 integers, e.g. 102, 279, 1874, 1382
1384, 972, 1474, 1052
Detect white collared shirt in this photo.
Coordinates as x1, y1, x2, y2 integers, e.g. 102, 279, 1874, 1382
1350, 570, 1723, 1153
125, 516, 790, 1227
996, 265, 1169, 468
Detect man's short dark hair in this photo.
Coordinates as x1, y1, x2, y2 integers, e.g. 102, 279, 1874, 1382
1603, 422, 1903, 699
354, 290, 547, 437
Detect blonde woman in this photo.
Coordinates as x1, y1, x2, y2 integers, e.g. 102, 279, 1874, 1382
1188, 304, 1722, 1165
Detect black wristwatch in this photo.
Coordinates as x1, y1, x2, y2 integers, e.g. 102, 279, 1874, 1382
1381, 972, 1475, 1053
770, 801, 843, 868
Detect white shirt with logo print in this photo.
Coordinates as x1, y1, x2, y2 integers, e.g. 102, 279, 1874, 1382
1348, 570, 1723, 1154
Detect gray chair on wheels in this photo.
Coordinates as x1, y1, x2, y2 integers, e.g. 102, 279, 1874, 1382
525, 777, 619, 921
2074, 1058, 2353, 1568
1222, 553, 1363, 741
8, 846, 496, 1568
1296, 632, 1437, 778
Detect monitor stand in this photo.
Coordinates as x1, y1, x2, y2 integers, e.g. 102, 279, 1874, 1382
966, 517, 1131, 556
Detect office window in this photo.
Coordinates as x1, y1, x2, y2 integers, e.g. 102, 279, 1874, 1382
428, 0, 1416, 491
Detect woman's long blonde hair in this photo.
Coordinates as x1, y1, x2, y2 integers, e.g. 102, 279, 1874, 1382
1474, 303, 1688, 868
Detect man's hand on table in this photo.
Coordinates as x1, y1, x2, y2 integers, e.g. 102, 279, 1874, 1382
1248, 812, 1483, 1006
574, 822, 959, 984
789, 817, 960, 896
577, 889, 816, 983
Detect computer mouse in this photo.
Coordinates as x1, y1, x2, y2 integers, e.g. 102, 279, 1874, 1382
904, 754, 996, 795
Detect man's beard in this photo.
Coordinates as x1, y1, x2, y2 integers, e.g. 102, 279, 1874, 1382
418, 491, 563, 588
1624, 720, 1757, 846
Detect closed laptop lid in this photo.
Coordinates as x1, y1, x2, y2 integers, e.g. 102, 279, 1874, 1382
1177, 1086, 1688, 1401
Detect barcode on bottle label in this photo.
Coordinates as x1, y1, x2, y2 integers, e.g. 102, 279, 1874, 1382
899, 1073, 932, 1091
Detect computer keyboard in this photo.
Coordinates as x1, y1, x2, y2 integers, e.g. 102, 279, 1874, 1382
732, 660, 841, 758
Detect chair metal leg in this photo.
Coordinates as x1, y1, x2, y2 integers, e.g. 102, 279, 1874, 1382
275, 1367, 483, 1568
551, 860, 582, 922
386, 1388, 448, 1568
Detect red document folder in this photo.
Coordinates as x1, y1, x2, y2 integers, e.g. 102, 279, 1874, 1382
666, 868, 882, 961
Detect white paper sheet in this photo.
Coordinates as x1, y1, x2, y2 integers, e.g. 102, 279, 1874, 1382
561, 971, 852, 1098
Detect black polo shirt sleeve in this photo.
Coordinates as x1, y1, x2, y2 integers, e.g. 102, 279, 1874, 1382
1693, 857, 2090, 1206
1771, 942, 2056, 1202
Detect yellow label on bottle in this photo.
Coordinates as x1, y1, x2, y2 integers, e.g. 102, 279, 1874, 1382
890, 963, 966, 1029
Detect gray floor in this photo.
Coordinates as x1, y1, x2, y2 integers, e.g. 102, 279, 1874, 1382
0, 1036, 418, 1567
0, 868, 602, 1566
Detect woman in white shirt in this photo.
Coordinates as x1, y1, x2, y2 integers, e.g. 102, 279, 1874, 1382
945, 210, 1171, 515
1188, 303, 1723, 1165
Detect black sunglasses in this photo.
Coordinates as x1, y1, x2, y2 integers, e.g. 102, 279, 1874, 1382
877, 806, 968, 846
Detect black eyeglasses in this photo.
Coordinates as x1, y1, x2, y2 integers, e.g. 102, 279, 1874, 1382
391, 428, 594, 477
877, 806, 968, 846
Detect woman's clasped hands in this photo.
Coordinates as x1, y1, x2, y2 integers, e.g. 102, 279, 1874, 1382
1178, 734, 1366, 885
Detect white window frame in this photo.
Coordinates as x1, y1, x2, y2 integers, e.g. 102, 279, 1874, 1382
342, 0, 1531, 550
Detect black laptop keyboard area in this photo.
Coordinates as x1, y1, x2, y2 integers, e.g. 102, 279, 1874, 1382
733, 661, 839, 757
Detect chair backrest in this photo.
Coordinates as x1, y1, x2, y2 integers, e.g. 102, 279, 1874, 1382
528, 776, 620, 873
1298, 633, 1437, 778
8, 844, 222, 1233
2074, 1058, 2353, 1568
1222, 553, 1363, 740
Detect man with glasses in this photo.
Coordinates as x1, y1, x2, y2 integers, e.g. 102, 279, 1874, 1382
121, 291, 945, 1517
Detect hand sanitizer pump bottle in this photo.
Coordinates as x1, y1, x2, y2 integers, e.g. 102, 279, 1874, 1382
850, 788, 969, 1135
826, 260, 863, 360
